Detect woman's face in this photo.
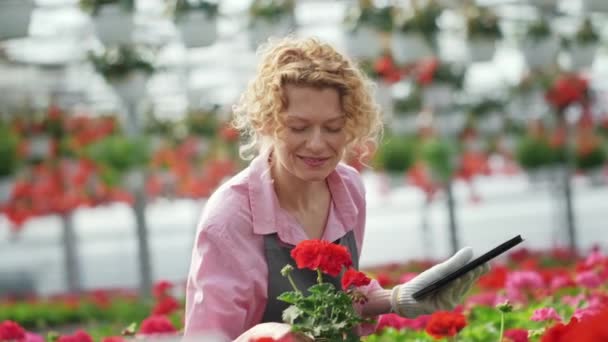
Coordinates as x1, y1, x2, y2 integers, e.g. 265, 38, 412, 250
271, 84, 348, 182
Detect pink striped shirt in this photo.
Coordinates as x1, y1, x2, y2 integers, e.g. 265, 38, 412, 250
184, 149, 382, 340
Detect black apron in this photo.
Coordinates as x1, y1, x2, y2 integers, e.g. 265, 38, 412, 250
260, 230, 359, 323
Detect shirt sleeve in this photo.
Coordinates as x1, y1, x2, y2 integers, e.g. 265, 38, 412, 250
183, 222, 264, 341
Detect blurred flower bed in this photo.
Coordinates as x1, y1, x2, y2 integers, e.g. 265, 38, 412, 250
2, 247, 607, 341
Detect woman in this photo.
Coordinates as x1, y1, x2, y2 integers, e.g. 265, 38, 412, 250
183, 36, 488, 341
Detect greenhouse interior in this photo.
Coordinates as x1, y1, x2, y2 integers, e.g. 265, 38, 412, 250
0, 0, 607, 341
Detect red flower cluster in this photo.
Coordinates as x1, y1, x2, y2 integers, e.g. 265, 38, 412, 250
545, 73, 589, 111
138, 315, 177, 335
151, 280, 180, 316
542, 308, 608, 342
290, 240, 352, 277
415, 58, 440, 86
425, 311, 467, 339
57, 330, 94, 342
250, 335, 295, 342
0, 320, 26, 341
341, 268, 371, 290
504, 328, 529, 342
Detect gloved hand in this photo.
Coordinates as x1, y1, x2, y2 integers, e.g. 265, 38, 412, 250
390, 247, 490, 318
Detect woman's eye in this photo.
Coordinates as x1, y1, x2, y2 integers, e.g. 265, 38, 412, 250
326, 126, 344, 133
290, 126, 307, 132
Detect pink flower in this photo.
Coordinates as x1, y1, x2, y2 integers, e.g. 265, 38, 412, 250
0, 321, 26, 341
398, 272, 417, 284
583, 250, 605, 269
504, 328, 529, 342
531, 307, 562, 322
465, 292, 502, 308
25, 333, 45, 342
562, 294, 585, 307
573, 307, 601, 320
506, 271, 544, 303
57, 330, 94, 342
576, 270, 602, 289
375, 313, 430, 332
550, 275, 575, 291
138, 315, 177, 335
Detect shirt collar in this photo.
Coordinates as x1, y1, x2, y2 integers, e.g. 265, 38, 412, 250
248, 149, 359, 237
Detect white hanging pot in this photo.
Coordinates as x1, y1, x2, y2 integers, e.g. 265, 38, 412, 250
27, 135, 52, 161
569, 42, 597, 70
93, 4, 134, 46
344, 25, 383, 60
521, 36, 560, 69
391, 32, 433, 65
0, 177, 15, 203
108, 71, 149, 106
467, 38, 496, 63
422, 83, 454, 111
248, 16, 293, 49
583, 0, 608, 12
528, 0, 557, 11
176, 11, 218, 48
0, 0, 34, 41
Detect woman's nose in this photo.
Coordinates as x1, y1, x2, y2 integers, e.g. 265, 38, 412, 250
306, 128, 326, 150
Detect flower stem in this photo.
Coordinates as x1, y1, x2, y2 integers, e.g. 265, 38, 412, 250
498, 311, 505, 342
287, 273, 301, 294
317, 269, 323, 284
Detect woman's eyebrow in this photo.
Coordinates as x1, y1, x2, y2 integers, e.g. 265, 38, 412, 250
286, 115, 345, 123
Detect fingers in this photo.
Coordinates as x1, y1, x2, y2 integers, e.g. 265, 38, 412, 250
436, 247, 474, 276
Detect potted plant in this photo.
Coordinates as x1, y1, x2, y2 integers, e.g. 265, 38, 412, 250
415, 58, 465, 111
373, 134, 416, 179
575, 132, 606, 180
568, 19, 599, 70
81, 0, 135, 46
0, 0, 35, 41
391, 2, 441, 65
173, 0, 219, 48
248, 0, 295, 49
516, 134, 564, 182
465, 7, 502, 63
343, 1, 393, 60
89, 45, 155, 106
520, 17, 559, 70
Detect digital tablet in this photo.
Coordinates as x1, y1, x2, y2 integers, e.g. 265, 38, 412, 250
412, 234, 524, 301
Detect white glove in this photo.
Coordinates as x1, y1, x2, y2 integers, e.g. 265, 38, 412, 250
390, 247, 490, 318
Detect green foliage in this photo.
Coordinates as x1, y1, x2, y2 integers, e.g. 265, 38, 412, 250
420, 138, 456, 182
174, 0, 219, 18
86, 135, 150, 174
80, 0, 135, 15
278, 282, 370, 341
516, 135, 564, 170
185, 108, 220, 137
576, 143, 607, 171
249, 0, 294, 23
433, 63, 465, 88
396, 2, 442, 36
527, 18, 552, 40
0, 124, 20, 177
467, 8, 502, 39
374, 135, 416, 173
575, 19, 599, 44
88, 45, 155, 81
394, 91, 422, 115
344, 4, 394, 33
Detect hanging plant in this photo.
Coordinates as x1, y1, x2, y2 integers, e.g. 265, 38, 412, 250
575, 133, 606, 171
395, 2, 442, 39
373, 134, 416, 174
80, 0, 135, 15
249, 0, 294, 24
86, 135, 150, 178
185, 107, 220, 138
344, 1, 394, 33
420, 137, 457, 183
466, 7, 502, 62
515, 134, 564, 170
567, 18, 599, 70
89, 45, 155, 81
174, 0, 218, 19
415, 58, 465, 89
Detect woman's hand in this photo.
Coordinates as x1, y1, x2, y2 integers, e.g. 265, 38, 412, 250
234, 322, 313, 342
390, 247, 490, 318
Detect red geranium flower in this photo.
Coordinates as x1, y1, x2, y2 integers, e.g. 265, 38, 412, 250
250, 335, 295, 342
102, 337, 125, 342
504, 328, 529, 342
0, 320, 26, 341
138, 315, 177, 335
290, 240, 352, 277
542, 308, 608, 342
341, 268, 372, 290
153, 280, 173, 299
152, 296, 181, 316
425, 311, 467, 339
57, 330, 94, 342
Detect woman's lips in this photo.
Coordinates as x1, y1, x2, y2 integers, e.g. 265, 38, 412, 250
299, 156, 329, 167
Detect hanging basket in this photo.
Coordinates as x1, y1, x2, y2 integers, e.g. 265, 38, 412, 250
176, 12, 218, 48
344, 26, 383, 60
521, 37, 560, 69
0, 0, 34, 41
422, 83, 454, 111
528, 0, 557, 11
107, 71, 150, 106
93, 4, 134, 46
467, 38, 496, 63
583, 0, 608, 12
391, 32, 434, 65
569, 43, 597, 70
26, 135, 53, 161
248, 16, 293, 50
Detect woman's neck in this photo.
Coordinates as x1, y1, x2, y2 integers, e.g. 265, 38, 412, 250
270, 158, 328, 212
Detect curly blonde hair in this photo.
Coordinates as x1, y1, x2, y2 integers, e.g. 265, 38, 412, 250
232, 36, 384, 162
